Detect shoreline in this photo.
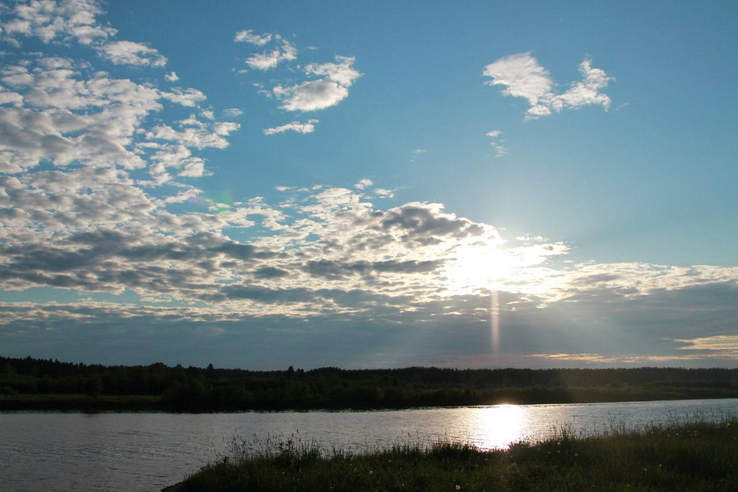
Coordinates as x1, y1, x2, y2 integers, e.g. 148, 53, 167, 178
4, 389, 738, 413
165, 416, 738, 491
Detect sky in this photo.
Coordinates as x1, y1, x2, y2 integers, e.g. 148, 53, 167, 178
0, 0, 737, 369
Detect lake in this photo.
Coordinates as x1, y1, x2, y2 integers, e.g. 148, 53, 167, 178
2, 398, 738, 492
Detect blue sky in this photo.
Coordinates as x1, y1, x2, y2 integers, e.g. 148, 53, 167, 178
0, 0, 737, 369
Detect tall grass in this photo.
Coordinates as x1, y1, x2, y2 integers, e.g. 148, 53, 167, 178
178, 415, 738, 491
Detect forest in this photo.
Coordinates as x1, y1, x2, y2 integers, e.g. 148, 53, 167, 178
2, 355, 738, 411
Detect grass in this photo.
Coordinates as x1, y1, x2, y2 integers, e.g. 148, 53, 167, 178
178, 417, 738, 491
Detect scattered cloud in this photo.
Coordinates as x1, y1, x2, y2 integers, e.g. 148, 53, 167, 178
490, 142, 509, 158
165, 71, 179, 82
486, 130, 508, 157
223, 108, 243, 117
0, 0, 116, 46
246, 39, 297, 71
273, 57, 361, 112
234, 29, 272, 46
99, 40, 167, 67
264, 119, 318, 135
354, 178, 373, 190
484, 52, 613, 119
305, 56, 362, 87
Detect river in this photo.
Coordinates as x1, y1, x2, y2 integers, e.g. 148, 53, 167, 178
2, 398, 737, 492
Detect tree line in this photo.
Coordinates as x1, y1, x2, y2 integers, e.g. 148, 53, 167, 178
2, 355, 738, 410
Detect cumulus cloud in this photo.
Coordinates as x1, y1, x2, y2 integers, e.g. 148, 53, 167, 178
354, 178, 373, 190
270, 56, 361, 112
223, 108, 243, 117
0, 0, 116, 46
99, 40, 167, 67
234, 29, 272, 46
165, 71, 179, 82
263, 119, 318, 135
245, 39, 297, 70
484, 52, 613, 119
305, 56, 361, 87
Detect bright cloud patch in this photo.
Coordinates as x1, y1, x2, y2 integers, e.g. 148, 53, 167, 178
264, 119, 318, 135
274, 56, 361, 112
99, 40, 167, 67
245, 39, 297, 70
234, 29, 272, 46
0, 0, 116, 45
484, 52, 613, 119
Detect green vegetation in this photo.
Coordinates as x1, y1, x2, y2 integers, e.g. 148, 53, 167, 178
177, 418, 738, 491
3, 355, 738, 411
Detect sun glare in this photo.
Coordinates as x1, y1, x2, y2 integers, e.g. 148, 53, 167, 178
446, 245, 513, 292
473, 404, 528, 450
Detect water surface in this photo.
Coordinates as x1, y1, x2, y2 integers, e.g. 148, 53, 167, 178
2, 398, 737, 492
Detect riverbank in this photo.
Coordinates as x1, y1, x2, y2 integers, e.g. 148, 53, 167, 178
173, 417, 738, 491
4, 385, 738, 412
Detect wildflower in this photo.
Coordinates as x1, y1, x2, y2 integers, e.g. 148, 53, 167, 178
369, 470, 374, 475
456, 486, 461, 490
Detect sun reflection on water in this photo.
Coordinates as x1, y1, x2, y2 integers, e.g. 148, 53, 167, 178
471, 404, 528, 450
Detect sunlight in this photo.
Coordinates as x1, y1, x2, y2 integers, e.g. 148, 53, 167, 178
473, 404, 528, 450
446, 245, 513, 292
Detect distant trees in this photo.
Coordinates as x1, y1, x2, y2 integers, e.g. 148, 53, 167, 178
2, 355, 738, 410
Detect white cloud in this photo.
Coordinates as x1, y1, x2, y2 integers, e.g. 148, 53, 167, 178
305, 56, 361, 87
486, 130, 508, 157
165, 71, 179, 82
483, 52, 553, 116
484, 52, 613, 119
263, 119, 318, 135
223, 108, 243, 117
245, 39, 297, 70
354, 178, 373, 190
0, 0, 116, 46
99, 40, 167, 67
275, 80, 349, 112
234, 29, 272, 46
270, 56, 360, 112
490, 142, 509, 158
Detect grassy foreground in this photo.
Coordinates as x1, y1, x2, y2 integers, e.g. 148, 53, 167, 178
175, 418, 738, 492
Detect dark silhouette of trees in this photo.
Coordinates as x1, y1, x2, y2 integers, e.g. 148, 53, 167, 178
2, 355, 738, 410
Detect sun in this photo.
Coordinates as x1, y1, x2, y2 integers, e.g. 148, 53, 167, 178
446, 243, 513, 293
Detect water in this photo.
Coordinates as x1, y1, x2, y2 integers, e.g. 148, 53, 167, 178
2, 398, 737, 492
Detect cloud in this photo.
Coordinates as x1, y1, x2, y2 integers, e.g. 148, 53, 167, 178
274, 80, 348, 112
0, 0, 116, 46
305, 56, 362, 87
165, 71, 179, 82
486, 130, 508, 157
99, 41, 167, 67
245, 39, 297, 70
273, 56, 361, 112
234, 29, 272, 46
223, 108, 243, 117
674, 335, 738, 354
490, 142, 509, 158
263, 119, 318, 135
354, 178, 373, 190
484, 53, 613, 119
